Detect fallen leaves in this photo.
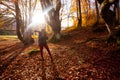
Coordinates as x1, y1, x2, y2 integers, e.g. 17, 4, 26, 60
0, 28, 120, 79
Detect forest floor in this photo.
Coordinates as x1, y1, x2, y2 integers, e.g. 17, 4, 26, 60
0, 27, 120, 80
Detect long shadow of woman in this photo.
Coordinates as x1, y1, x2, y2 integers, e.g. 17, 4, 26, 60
40, 52, 67, 80
41, 59, 46, 80
41, 55, 62, 80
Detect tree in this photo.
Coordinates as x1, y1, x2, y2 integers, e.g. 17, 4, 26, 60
95, 0, 100, 25
97, 0, 119, 42
76, 0, 82, 28
21, 0, 37, 45
14, 0, 24, 42
40, 0, 61, 42
114, 1, 119, 25
0, 0, 38, 45
13, 0, 36, 45
0, 0, 15, 29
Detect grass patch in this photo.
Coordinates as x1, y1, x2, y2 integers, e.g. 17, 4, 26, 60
28, 49, 40, 55
0, 35, 17, 41
117, 38, 120, 45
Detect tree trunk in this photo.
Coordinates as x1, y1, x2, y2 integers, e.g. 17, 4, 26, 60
40, 0, 61, 42
47, 8, 61, 42
95, 0, 100, 25
15, 0, 34, 45
23, 0, 34, 45
97, 0, 119, 43
115, 1, 119, 25
14, 0, 24, 42
118, 1, 120, 24
23, 29, 34, 45
77, 0, 82, 28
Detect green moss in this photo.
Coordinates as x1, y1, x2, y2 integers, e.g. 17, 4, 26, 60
117, 38, 120, 45
28, 49, 40, 55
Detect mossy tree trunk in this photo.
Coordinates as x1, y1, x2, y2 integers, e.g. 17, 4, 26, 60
97, 0, 119, 43
40, 0, 61, 43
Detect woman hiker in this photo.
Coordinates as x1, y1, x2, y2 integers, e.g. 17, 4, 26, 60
35, 29, 52, 61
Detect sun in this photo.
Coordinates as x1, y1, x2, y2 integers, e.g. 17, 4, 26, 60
25, 11, 46, 33
32, 11, 45, 24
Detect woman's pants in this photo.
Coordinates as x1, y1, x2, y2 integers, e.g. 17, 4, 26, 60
39, 44, 52, 60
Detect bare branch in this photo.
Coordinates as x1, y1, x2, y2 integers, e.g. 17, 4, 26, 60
0, 1, 15, 11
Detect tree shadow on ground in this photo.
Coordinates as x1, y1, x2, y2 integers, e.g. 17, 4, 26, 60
0, 42, 30, 76
0, 43, 18, 56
